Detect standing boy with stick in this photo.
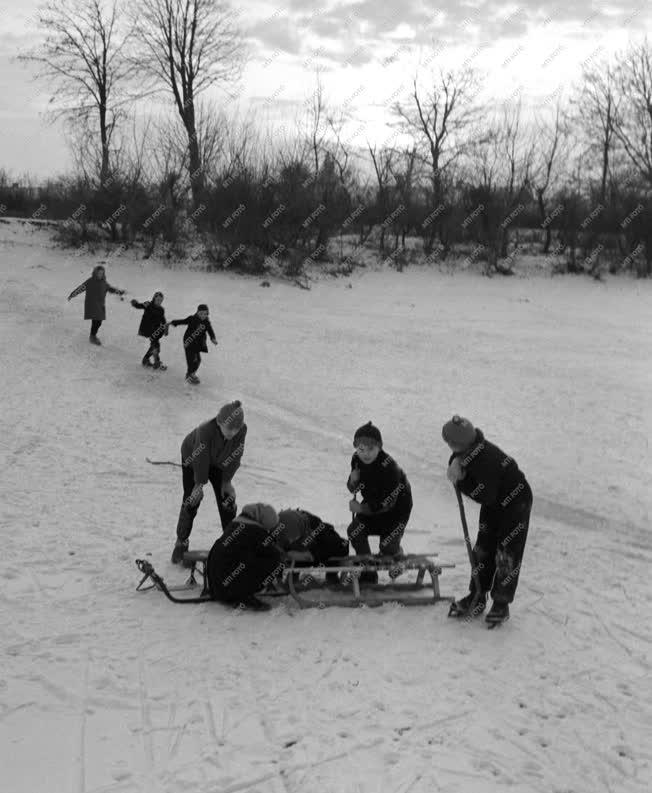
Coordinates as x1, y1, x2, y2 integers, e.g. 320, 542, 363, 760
443, 415, 533, 625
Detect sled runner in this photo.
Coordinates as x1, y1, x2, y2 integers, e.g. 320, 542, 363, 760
136, 552, 455, 609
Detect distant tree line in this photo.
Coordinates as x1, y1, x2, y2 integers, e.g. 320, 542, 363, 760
3, 0, 651, 278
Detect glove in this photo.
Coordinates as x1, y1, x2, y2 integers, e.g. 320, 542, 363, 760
130, 299, 138, 307
348, 468, 361, 487
221, 481, 236, 499
211, 338, 218, 345
447, 457, 466, 484
349, 499, 370, 515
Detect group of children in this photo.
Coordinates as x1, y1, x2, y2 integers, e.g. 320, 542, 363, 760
67, 265, 217, 384
173, 403, 533, 623
68, 266, 535, 622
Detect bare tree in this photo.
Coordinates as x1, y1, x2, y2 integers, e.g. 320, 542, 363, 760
367, 143, 396, 252
573, 62, 619, 204
467, 100, 534, 273
394, 67, 481, 252
532, 99, 569, 253
613, 39, 652, 186
133, 0, 245, 207
18, 0, 131, 186
388, 144, 420, 250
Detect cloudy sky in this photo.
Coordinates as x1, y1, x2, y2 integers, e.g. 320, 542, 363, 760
0, 0, 649, 180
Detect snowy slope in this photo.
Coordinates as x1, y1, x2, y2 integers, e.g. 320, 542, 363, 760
1, 219, 651, 793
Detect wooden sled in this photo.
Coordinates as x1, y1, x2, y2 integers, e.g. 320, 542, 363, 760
180, 550, 455, 609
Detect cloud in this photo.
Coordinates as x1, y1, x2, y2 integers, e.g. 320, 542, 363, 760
246, 14, 304, 56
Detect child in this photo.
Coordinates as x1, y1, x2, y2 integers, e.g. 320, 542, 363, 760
206, 503, 284, 611
172, 400, 247, 563
169, 303, 217, 384
276, 509, 349, 563
443, 415, 533, 625
130, 292, 168, 369
346, 421, 413, 583
67, 264, 126, 344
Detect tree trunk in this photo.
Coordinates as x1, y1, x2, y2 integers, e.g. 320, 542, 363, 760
500, 227, 509, 259
187, 128, 203, 208
600, 138, 609, 206
537, 190, 552, 254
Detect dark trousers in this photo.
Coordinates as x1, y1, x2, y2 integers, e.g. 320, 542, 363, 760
90, 320, 102, 336
347, 505, 412, 556
185, 347, 201, 376
144, 338, 161, 362
176, 464, 237, 542
469, 491, 533, 604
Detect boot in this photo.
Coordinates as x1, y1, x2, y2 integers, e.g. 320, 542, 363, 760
89, 335, 102, 345
448, 590, 487, 618
485, 600, 510, 625
236, 594, 272, 612
359, 570, 378, 585
171, 538, 188, 564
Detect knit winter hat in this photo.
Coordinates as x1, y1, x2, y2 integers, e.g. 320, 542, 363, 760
442, 415, 476, 449
217, 400, 244, 430
152, 291, 164, 301
353, 421, 383, 447
278, 509, 310, 544
197, 304, 209, 312
241, 503, 279, 531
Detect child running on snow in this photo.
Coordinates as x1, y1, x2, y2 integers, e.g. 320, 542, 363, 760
130, 292, 169, 370
67, 264, 126, 345
346, 421, 413, 584
169, 303, 217, 384
443, 415, 533, 625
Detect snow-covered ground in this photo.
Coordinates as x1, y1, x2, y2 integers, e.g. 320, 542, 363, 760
1, 219, 651, 793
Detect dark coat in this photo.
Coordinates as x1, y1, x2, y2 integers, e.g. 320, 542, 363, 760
450, 429, 532, 510
207, 516, 283, 602
68, 266, 122, 320
275, 509, 349, 562
131, 299, 168, 340
170, 314, 217, 353
181, 419, 247, 485
347, 449, 413, 517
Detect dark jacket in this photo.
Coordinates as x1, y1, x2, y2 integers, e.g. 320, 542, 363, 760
275, 509, 349, 562
451, 429, 531, 509
347, 450, 412, 516
181, 419, 247, 485
68, 266, 122, 320
207, 515, 283, 601
170, 314, 217, 353
131, 299, 168, 340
